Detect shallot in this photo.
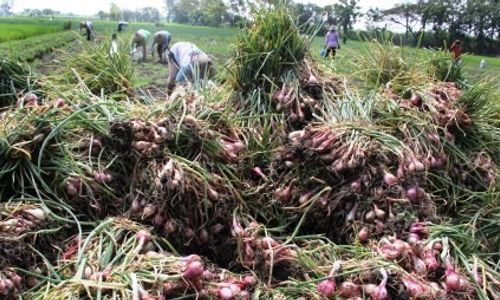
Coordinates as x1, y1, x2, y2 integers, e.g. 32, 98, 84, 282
317, 279, 335, 298
445, 260, 460, 291
183, 261, 204, 279
372, 269, 389, 300
383, 170, 398, 186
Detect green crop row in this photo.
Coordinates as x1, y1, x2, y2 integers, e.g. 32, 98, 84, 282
0, 23, 63, 43
0, 31, 77, 61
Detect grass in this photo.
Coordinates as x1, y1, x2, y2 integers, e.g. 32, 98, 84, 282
310, 38, 500, 87
0, 23, 62, 43
0, 31, 77, 61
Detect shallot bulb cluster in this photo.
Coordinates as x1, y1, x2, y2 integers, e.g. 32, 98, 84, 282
231, 218, 296, 268
0, 206, 47, 235
0, 270, 23, 297
129, 119, 168, 155
272, 84, 317, 123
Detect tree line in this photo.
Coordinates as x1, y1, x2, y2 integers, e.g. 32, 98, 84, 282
368, 0, 500, 55
2, 0, 499, 55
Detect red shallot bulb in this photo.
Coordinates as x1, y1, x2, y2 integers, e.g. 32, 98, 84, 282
445, 261, 460, 291
402, 274, 425, 298
317, 279, 336, 298
54, 98, 66, 108
383, 170, 398, 186
243, 275, 256, 287
358, 227, 370, 242
219, 286, 235, 300
408, 233, 420, 244
372, 269, 389, 300
423, 250, 439, 271
338, 281, 360, 298
135, 230, 151, 244
413, 255, 427, 274
183, 261, 204, 280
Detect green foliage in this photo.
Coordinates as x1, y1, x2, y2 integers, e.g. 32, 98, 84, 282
0, 31, 77, 61
60, 36, 135, 99
426, 49, 464, 83
0, 58, 34, 107
0, 23, 63, 43
226, 7, 309, 95
109, 3, 122, 21
332, 0, 362, 44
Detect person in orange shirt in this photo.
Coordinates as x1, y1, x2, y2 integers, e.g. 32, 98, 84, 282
450, 40, 462, 63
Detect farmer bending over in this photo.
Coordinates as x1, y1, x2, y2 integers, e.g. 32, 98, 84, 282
166, 42, 216, 96
85, 21, 94, 41
324, 25, 340, 59
79, 21, 86, 33
117, 21, 128, 33
151, 31, 172, 63
131, 29, 152, 61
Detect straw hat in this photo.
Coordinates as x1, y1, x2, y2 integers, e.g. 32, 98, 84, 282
329, 25, 336, 31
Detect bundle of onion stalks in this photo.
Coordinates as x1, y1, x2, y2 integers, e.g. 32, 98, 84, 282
0, 202, 55, 299
259, 81, 497, 242
24, 218, 258, 300
228, 219, 498, 300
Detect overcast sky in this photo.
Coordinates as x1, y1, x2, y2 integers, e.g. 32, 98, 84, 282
12, 0, 402, 16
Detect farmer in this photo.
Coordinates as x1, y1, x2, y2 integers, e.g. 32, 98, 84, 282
324, 25, 340, 59
131, 29, 152, 61
450, 40, 462, 63
84, 21, 93, 41
151, 30, 172, 63
110, 33, 118, 56
166, 42, 216, 96
117, 21, 128, 33
480, 59, 487, 69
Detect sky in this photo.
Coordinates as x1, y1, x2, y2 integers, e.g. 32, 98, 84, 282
12, 0, 402, 16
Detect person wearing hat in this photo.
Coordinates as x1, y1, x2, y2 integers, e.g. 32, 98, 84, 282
131, 29, 152, 61
165, 42, 216, 96
151, 30, 172, 63
450, 39, 462, 63
324, 25, 340, 59
117, 21, 128, 33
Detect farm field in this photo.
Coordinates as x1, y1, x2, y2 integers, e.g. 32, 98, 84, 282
0, 11, 499, 300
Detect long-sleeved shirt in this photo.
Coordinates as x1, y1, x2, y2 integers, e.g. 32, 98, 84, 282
325, 30, 340, 48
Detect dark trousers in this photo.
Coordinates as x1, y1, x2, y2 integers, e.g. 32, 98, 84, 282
326, 47, 337, 58
86, 29, 92, 41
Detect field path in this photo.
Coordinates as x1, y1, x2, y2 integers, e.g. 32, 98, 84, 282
32, 32, 171, 99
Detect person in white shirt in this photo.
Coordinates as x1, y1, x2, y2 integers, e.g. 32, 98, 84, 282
480, 59, 487, 69
166, 42, 216, 95
110, 33, 118, 56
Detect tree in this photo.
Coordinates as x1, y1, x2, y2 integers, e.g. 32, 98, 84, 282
165, 0, 175, 22
172, 0, 200, 24
139, 7, 161, 22
122, 9, 135, 22
0, 0, 14, 16
380, 2, 421, 45
332, 0, 362, 44
109, 3, 122, 21
42, 8, 59, 16
201, 0, 228, 26
97, 10, 109, 20
227, 0, 248, 27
